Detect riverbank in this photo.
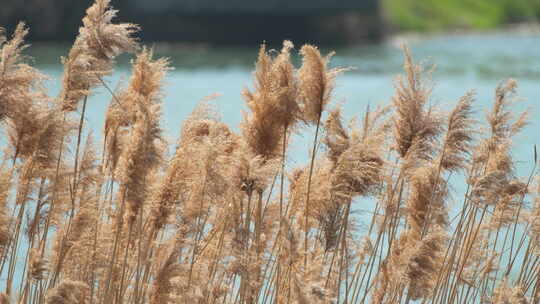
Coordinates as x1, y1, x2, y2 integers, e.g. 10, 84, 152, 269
382, 0, 540, 32
26, 26, 540, 78
387, 22, 540, 48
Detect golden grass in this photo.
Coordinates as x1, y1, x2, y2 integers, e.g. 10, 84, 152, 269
0, 0, 539, 303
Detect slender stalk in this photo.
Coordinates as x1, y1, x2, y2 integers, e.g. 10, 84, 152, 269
304, 114, 322, 268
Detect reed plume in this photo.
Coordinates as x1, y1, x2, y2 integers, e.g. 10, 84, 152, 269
0, 22, 45, 122
115, 48, 168, 224
297, 45, 344, 125
325, 107, 385, 198
439, 91, 476, 172
491, 279, 530, 304
149, 242, 182, 304
28, 248, 48, 281
45, 280, 89, 304
242, 43, 284, 160
392, 46, 442, 162
406, 164, 448, 238
529, 179, 540, 245
59, 0, 139, 111
0, 165, 12, 251
271, 40, 300, 130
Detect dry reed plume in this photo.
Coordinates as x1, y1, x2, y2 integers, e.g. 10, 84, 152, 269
0, 1, 538, 303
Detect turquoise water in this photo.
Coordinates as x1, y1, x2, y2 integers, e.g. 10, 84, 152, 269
30, 33, 539, 173
27, 33, 538, 246
3, 33, 538, 297
29, 33, 540, 231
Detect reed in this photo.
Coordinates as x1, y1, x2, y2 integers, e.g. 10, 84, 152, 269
0, 1, 538, 303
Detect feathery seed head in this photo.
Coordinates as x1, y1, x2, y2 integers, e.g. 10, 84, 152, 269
440, 91, 476, 172
393, 45, 442, 161
298, 44, 345, 124
59, 0, 139, 111
45, 280, 89, 304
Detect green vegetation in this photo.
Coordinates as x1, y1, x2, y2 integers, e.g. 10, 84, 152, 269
383, 0, 540, 31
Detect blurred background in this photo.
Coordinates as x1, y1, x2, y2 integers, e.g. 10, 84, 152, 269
1, 0, 540, 44
0, 0, 538, 172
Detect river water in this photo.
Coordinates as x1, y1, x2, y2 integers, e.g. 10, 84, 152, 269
27, 33, 538, 242
30, 32, 539, 175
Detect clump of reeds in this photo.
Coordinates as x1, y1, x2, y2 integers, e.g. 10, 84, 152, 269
0, 1, 538, 303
